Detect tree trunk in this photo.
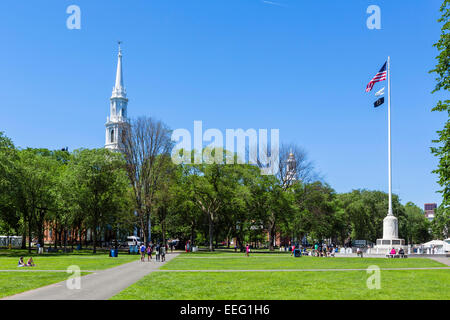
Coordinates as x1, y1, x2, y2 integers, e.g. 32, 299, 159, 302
161, 219, 166, 247
28, 218, 32, 254
93, 227, 97, 254
208, 213, 214, 252
21, 226, 27, 249
190, 222, 195, 247
53, 223, 58, 249
63, 228, 67, 251
269, 224, 276, 251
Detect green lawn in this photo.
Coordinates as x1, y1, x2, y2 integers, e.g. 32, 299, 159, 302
112, 252, 450, 300
162, 255, 446, 270
0, 250, 140, 298
111, 269, 450, 300
0, 272, 89, 299
0, 251, 140, 271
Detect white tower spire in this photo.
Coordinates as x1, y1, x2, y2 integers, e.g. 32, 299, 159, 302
105, 42, 129, 151
113, 41, 125, 98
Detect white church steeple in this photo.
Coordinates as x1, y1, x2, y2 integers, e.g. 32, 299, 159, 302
112, 42, 126, 99
105, 42, 129, 151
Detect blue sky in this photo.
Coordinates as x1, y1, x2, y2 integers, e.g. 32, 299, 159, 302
0, 0, 447, 208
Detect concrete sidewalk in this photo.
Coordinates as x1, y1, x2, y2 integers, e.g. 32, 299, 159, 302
428, 256, 450, 266
2, 253, 179, 300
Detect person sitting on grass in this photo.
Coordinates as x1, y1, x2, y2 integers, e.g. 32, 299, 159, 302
27, 257, 35, 267
18, 256, 25, 267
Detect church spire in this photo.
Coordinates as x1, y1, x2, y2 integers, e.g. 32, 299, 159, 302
112, 41, 126, 98
106, 42, 129, 152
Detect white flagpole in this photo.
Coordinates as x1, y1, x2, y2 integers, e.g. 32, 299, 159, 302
387, 56, 393, 216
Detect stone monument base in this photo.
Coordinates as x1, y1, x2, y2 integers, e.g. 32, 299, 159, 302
375, 238, 407, 253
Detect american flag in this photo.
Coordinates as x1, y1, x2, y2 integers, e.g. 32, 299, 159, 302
365, 62, 387, 92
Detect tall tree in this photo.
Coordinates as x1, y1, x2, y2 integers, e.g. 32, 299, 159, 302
431, 205, 450, 239
123, 116, 172, 245
404, 202, 431, 244
0, 132, 21, 237
16, 149, 59, 252
69, 148, 129, 253
430, 0, 450, 211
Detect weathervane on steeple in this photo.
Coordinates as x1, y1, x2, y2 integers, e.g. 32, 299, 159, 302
118, 41, 123, 55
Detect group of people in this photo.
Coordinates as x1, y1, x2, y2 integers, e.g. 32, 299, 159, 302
139, 243, 167, 262
18, 256, 35, 267
389, 247, 406, 257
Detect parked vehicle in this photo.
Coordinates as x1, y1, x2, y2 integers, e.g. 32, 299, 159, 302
126, 236, 141, 246
0, 236, 23, 248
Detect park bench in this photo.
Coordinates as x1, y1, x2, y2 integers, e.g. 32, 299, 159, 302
386, 254, 408, 258
46, 247, 59, 253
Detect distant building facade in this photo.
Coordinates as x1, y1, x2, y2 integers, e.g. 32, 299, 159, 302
424, 203, 437, 221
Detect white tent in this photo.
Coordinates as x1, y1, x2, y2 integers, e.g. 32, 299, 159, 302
422, 240, 445, 248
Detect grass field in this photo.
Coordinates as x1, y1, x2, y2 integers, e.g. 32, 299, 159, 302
163, 255, 445, 270
0, 249, 140, 298
0, 250, 140, 270
112, 252, 450, 300
0, 272, 89, 299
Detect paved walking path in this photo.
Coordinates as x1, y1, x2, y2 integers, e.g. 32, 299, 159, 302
428, 257, 450, 266
2, 253, 179, 300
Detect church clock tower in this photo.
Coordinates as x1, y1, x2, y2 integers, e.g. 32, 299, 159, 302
105, 42, 129, 151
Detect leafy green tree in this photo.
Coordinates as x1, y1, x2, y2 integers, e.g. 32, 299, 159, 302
68, 148, 130, 253
430, 0, 450, 212
294, 182, 337, 243
431, 205, 450, 239
337, 190, 406, 244
166, 164, 203, 246
404, 202, 431, 244
0, 132, 21, 237
15, 149, 59, 252
152, 155, 178, 245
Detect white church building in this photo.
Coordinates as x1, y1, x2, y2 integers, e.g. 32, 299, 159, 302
105, 43, 129, 152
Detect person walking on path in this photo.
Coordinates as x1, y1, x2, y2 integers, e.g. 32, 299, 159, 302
161, 244, 166, 262
155, 243, 160, 262
140, 243, 146, 262
147, 244, 152, 261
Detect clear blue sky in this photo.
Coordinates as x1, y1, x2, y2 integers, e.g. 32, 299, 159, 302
0, 0, 447, 208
